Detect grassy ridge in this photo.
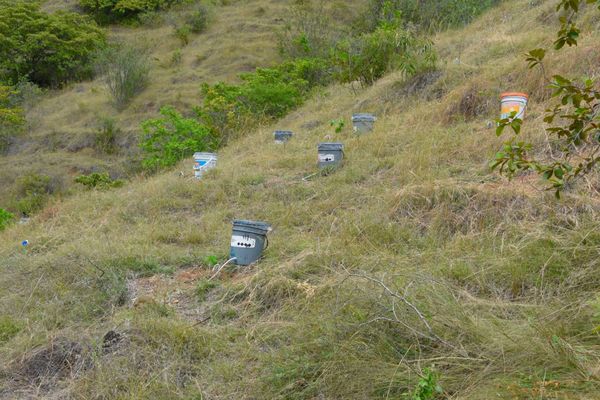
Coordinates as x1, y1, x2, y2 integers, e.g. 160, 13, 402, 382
1, 0, 600, 399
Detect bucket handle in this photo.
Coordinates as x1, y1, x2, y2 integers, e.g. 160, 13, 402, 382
263, 236, 269, 251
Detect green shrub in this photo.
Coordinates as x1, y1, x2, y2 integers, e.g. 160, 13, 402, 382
13, 173, 54, 216
0, 208, 14, 231
79, 0, 180, 23
75, 172, 123, 189
94, 117, 119, 154
95, 42, 150, 110
332, 18, 436, 86
0, 1, 106, 87
277, 1, 333, 60
140, 106, 217, 170
0, 85, 24, 153
367, 0, 500, 32
186, 4, 209, 33
174, 24, 192, 46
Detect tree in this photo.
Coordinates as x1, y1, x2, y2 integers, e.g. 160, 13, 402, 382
493, 0, 600, 197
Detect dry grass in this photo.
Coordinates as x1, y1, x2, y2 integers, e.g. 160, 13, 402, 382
1, 0, 600, 398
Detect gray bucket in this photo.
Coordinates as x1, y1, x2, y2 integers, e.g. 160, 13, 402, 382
318, 142, 344, 169
274, 130, 293, 144
352, 113, 376, 134
193, 152, 217, 179
230, 219, 271, 266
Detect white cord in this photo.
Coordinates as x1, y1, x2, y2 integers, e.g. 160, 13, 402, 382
208, 257, 237, 281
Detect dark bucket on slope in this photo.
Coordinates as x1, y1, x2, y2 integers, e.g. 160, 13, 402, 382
274, 130, 293, 144
230, 220, 271, 266
352, 113, 376, 134
318, 142, 344, 169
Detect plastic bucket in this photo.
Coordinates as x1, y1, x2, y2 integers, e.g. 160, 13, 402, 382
318, 142, 344, 169
500, 93, 528, 120
352, 113, 376, 134
274, 130, 293, 144
193, 152, 217, 179
230, 219, 271, 266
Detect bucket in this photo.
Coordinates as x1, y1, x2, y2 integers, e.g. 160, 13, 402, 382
274, 130, 293, 144
352, 113, 376, 134
230, 219, 271, 266
318, 142, 344, 169
500, 93, 528, 120
193, 152, 217, 179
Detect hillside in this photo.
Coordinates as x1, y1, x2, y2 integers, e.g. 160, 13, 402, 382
1, 0, 600, 399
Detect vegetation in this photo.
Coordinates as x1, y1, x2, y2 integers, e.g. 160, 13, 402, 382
12, 173, 56, 216
95, 42, 151, 110
80, 0, 180, 23
493, 0, 600, 196
75, 172, 123, 189
0, 85, 24, 153
94, 117, 119, 154
0, 1, 106, 87
2, 0, 600, 399
0, 208, 13, 231
140, 106, 216, 170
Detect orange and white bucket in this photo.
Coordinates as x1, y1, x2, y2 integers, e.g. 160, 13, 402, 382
500, 92, 528, 120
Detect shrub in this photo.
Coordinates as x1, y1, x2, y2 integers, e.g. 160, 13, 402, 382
0, 208, 14, 231
174, 24, 192, 46
13, 173, 54, 216
75, 172, 123, 189
367, 0, 500, 32
0, 85, 24, 153
79, 0, 180, 23
94, 117, 119, 154
95, 42, 151, 110
196, 279, 218, 301
277, 1, 334, 59
332, 20, 436, 86
0, 1, 106, 87
140, 106, 217, 170
186, 4, 209, 33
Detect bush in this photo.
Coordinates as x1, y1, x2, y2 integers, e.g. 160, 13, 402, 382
0, 85, 24, 153
174, 24, 191, 46
367, 0, 500, 32
0, 316, 20, 344
0, 1, 106, 87
95, 42, 151, 110
75, 172, 123, 189
94, 117, 119, 154
332, 19, 436, 86
186, 4, 209, 33
0, 208, 14, 231
140, 106, 217, 170
79, 0, 180, 23
13, 173, 55, 216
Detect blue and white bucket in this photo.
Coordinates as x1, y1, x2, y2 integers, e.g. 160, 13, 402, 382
274, 130, 293, 144
193, 152, 217, 179
352, 113, 376, 134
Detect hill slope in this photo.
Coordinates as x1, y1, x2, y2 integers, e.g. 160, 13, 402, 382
1, 0, 600, 399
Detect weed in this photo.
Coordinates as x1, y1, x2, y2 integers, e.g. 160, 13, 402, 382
330, 118, 345, 133
175, 24, 192, 46
0, 208, 14, 231
409, 368, 443, 399
0, 316, 20, 344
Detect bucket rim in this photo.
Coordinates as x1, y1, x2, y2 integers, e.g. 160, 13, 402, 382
233, 219, 271, 231
500, 92, 529, 99
318, 142, 344, 151
194, 152, 218, 157
351, 113, 377, 121
274, 130, 293, 134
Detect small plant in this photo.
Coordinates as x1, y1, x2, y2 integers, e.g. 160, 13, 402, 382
0, 208, 14, 231
79, 0, 179, 23
0, 85, 24, 153
95, 42, 151, 110
186, 5, 209, 33
94, 117, 119, 154
75, 172, 123, 189
0, 316, 20, 344
204, 255, 219, 268
196, 279, 218, 301
140, 106, 217, 171
174, 24, 192, 46
409, 368, 443, 400
330, 118, 345, 133
170, 49, 183, 66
